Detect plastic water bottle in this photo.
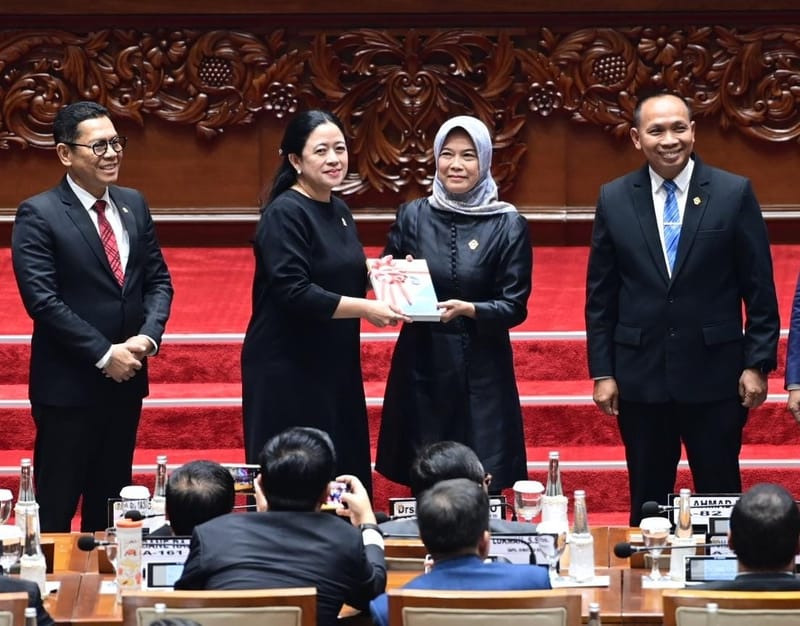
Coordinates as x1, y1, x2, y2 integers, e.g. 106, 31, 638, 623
568, 490, 595, 582
115, 517, 144, 602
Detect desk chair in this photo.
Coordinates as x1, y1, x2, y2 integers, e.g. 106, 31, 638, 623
121, 587, 316, 626
387, 588, 582, 626
663, 589, 800, 626
0, 592, 27, 626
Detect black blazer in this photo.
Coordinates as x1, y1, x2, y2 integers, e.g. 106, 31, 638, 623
11, 176, 173, 406
586, 156, 779, 404
174, 511, 387, 626
0, 576, 54, 626
697, 572, 800, 591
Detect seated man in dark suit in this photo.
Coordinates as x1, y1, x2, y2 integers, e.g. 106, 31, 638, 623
151, 460, 235, 536
370, 478, 551, 626
174, 426, 386, 626
380, 441, 535, 537
0, 576, 54, 626
698, 482, 800, 590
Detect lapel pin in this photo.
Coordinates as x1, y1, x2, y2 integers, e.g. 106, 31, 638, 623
468, 239, 479, 250
693, 197, 701, 206
122, 206, 129, 213
341, 217, 347, 227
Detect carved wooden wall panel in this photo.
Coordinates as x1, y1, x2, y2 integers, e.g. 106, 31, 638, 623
2, 24, 800, 199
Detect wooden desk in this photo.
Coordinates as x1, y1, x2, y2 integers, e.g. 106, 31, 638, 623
621, 568, 673, 625
71, 568, 624, 625
42, 532, 95, 573
43, 572, 83, 625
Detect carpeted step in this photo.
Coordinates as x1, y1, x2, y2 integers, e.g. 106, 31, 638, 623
0, 335, 793, 385
1, 390, 797, 450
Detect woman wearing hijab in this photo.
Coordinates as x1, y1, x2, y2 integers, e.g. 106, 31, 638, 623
375, 115, 532, 491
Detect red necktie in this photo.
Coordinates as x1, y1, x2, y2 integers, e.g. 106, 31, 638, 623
93, 200, 124, 286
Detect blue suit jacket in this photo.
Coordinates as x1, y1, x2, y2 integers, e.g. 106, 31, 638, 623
786, 274, 800, 387
369, 555, 551, 626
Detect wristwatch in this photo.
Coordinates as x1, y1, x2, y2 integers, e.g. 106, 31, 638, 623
359, 522, 384, 536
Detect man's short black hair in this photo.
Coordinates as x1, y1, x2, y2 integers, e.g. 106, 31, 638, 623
417, 478, 489, 558
53, 101, 110, 145
730, 483, 800, 571
409, 441, 485, 497
259, 426, 336, 511
632, 91, 692, 129
165, 460, 235, 536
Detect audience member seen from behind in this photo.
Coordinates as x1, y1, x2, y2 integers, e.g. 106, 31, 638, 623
151, 460, 235, 536
11, 100, 173, 532
174, 427, 386, 626
370, 478, 550, 626
380, 441, 537, 536
376, 115, 531, 494
697, 483, 800, 590
0, 576, 54, 626
241, 110, 407, 497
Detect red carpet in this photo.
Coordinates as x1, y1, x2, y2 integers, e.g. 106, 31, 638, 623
1, 244, 800, 527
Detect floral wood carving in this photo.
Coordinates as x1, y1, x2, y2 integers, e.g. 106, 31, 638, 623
2, 25, 800, 194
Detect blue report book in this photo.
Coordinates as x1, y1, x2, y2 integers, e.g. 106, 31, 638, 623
367, 257, 442, 322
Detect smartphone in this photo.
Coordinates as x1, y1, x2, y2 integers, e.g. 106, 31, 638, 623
325, 481, 349, 508
222, 463, 260, 495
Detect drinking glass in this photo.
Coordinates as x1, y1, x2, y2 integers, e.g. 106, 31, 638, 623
639, 516, 672, 581
104, 527, 119, 576
0, 524, 23, 575
536, 520, 568, 581
0, 490, 12, 525
513, 480, 544, 522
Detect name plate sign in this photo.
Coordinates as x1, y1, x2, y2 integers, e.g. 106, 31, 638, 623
141, 536, 191, 589
489, 534, 557, 565
390, 495, 507, 520
667, 493, 740, 528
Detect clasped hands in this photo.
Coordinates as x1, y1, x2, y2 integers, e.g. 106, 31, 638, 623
103, 335, 152, 382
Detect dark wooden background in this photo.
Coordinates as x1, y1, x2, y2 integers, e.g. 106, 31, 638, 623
1, 1, 800, 245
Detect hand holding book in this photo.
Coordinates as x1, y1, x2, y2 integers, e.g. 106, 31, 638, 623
367, 256, 442, 322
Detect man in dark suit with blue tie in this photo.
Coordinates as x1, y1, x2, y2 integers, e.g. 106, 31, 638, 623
11, 101, 173, 532
585, 92, 780, 526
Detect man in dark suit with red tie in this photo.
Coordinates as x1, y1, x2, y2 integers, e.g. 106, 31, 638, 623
11, 101, 173, 532
585, 92, 779, 526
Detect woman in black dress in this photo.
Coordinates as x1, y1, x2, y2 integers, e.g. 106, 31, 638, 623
375, 115, 533, 490
241, 110, 406, 494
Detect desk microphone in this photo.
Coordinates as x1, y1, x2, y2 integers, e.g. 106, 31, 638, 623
123, 510, 163, 521
613, 541, 714, 558
77, 535, 113, 551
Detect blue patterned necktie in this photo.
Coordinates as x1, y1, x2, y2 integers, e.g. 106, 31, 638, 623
662, 179, 680, 273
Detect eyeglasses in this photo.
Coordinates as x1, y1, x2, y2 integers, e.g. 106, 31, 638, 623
65, 136, 127, 156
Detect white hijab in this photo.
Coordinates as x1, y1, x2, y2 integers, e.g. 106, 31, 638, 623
429, 115, 517, 216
